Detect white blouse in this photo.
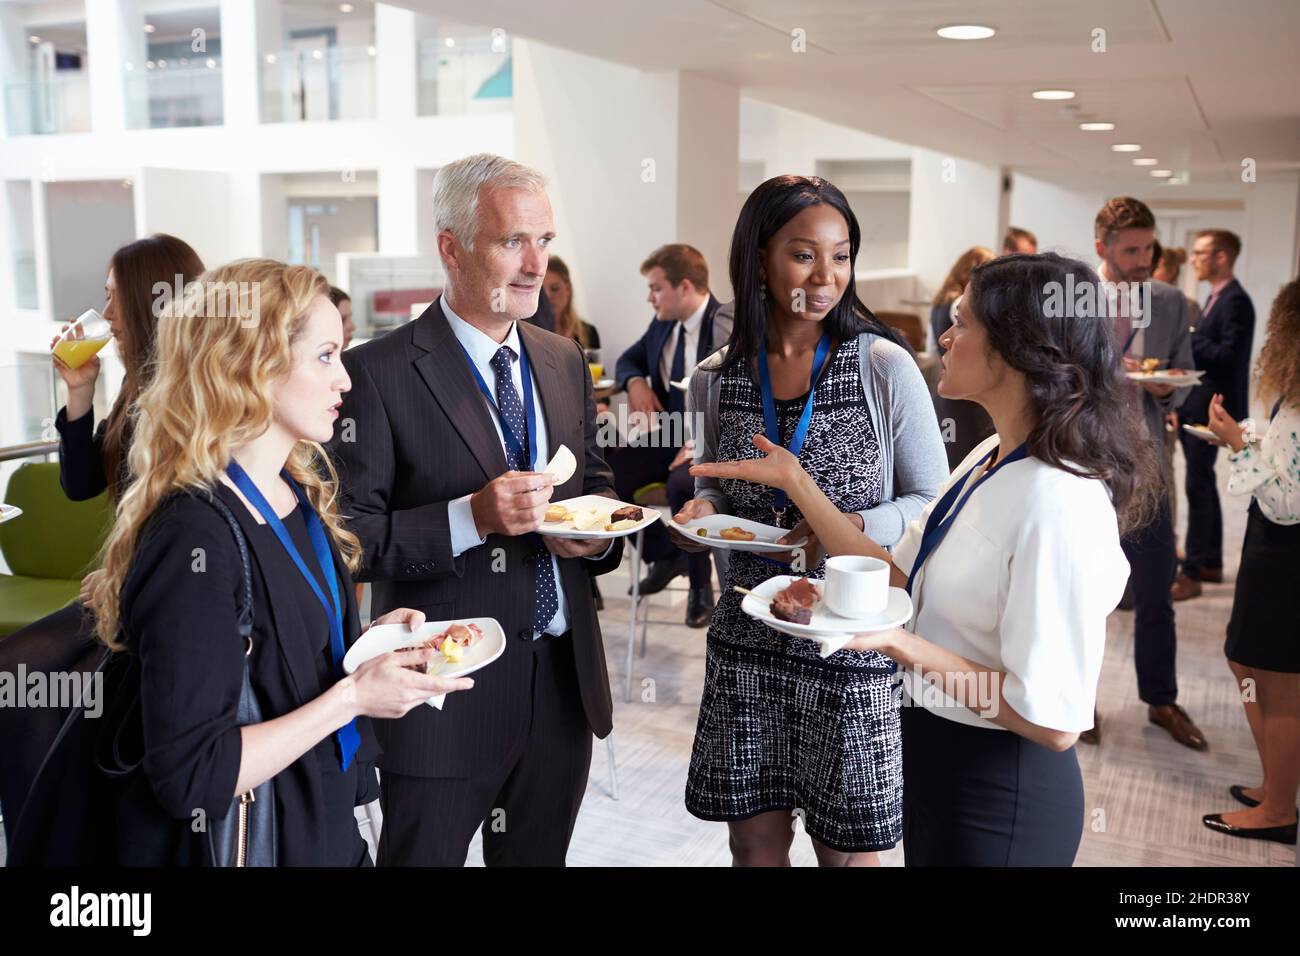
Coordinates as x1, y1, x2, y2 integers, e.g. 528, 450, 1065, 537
892, 435, 1130, 734
1229, 402, 1300, 525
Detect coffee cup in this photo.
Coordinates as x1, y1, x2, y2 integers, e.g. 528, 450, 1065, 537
824, 555, 889, 618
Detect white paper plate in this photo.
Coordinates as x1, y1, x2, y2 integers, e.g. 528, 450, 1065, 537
343, 617, 504, 709
1125, 369, 1204, 387
538, 494, 662, 539
668, 514, 807, 554
593, 378, 616, 390
740, 574, 913, 639
0, 503, 22, 525
1181, 423, 1219, 442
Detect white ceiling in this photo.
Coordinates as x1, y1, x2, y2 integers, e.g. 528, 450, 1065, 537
395, 0, 1300, 184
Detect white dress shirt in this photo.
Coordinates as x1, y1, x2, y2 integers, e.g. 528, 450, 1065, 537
442, 302, 581, 638
653, 298, 708, 391
891, 435, 1130, 733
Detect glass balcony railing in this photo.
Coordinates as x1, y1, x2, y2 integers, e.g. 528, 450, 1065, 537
125, 59, 224, 128
261, 45, 376, 123
417, 38, 512, 116
3, 72, 92, 135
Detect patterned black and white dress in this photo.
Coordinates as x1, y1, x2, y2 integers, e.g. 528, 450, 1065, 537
685, 336, 903, 852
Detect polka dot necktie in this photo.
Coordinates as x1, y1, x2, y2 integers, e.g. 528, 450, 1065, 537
490, 346, 558, 634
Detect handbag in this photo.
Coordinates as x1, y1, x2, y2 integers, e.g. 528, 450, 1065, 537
8, 490, 278, 866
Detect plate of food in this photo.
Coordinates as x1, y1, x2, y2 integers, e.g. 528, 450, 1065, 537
1181, 422, 1220, 443
538, 494, 662, 539
668, 513, 808, 554
739, 575, 913, 640
593, 378, 616, 391
0, 503, 22, 525
343, 617, 505, 710
1125, 359, 1204, 387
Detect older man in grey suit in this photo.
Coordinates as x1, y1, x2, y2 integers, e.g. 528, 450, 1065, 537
1087, 196, 1207, 751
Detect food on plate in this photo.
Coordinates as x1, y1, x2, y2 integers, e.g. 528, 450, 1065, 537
604, 518, 639, 532
544, 504, 572, 523
696, 528, 708, 537
544, 444, 576, 484
571, 509, 604, 531
394, 623, 485, 673
609, 505, 644, 523
771, 577, 821, 625
1166, 368, 1186, 375
720, 527, 757, 541
1140, 357, 1161, 373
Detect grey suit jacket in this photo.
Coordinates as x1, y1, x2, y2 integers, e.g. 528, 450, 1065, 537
1130, 279, 1195, 474
327, 298, 621, 778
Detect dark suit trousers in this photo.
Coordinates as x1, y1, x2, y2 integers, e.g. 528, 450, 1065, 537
1178, 429, 1222, 579
1121, 500, 1179, 706
376, 632, 593, 866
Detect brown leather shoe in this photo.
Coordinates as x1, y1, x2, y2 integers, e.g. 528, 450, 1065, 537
1171, 573, 1202, 601
1200, 566, 1224, 584
1149, 703, 1208, 750
1079, 709, 1100, 745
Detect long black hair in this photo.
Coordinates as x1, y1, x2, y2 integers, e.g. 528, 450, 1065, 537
965, 252, 1162, 535
712, 175, 907, 375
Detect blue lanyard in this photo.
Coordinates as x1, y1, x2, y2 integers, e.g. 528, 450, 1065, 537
1122, 326, 1139, 353
225, 460, 360, 771
905, 442, 1029, 596
459, 339, 538, 471
757, 331, 832, 517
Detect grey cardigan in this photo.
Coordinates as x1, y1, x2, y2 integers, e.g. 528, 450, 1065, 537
687, 333, 949, 551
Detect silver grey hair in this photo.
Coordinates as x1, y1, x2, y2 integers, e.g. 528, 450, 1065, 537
431, 153, 548, 253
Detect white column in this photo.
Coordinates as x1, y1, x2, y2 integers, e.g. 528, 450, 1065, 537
86, 0, 146, 132
378, 164, 419, 255
375, 3, 416, 124
907, 146, 1002, 295
0, 4, 27, 138
220, 0, 281, 128
32, 178, 53, 320
675, 71, 740, 302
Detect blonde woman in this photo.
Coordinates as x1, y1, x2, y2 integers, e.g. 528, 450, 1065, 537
930, 246, 997, 467
90, 259, 473, 866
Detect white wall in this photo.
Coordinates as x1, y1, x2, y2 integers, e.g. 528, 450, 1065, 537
907, 147, 1002, 296
513, 38, 738, 366
46, 179, 137, 321
133, 167, 238, 269
1008, 173, 1108, 263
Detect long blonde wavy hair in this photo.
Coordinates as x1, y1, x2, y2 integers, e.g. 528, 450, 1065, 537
92, 258, 361, 649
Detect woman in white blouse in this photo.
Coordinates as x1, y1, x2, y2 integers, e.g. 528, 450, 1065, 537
1199, 278, 1300, 847
694, 253, 1163, 865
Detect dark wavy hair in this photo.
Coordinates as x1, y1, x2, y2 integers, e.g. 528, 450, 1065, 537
711, 175, 906, 375
965, 252, 1162, 535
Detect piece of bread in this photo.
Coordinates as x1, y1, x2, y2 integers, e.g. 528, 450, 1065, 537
720, 527, 757, 541
604, 518, 639, 532
544, 504, 572, 523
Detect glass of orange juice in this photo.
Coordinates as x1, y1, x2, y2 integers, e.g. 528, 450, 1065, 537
52, 309, 112, 369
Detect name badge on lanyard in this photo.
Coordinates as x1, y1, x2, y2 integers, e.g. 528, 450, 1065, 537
757, 331, 832, 520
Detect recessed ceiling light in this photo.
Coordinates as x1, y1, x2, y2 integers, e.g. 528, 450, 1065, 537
444, 37, 456, 47
1079, 122, 1115, 131
1111, 143, 1141, 152
1150, 169, 1174, 177
937, 24, 996, 40
144, 24, 155, 33
1032, 89, 1075, 100
1133, 158, 1158, 166
28, 35, 40, 44
339, 3, 354, 12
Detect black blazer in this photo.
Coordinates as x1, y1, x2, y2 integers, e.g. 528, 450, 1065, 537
54, 406, 112, 501
614, 295, 728, 404
327, 299, 622, 779
1183, 278, 1256, 422
116, 486, 380, 866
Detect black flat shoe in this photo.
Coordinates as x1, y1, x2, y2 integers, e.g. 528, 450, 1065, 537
1201, 813, 1297, 845
1229, 784, 1261, 808
631, 557, 686, 596
686, 586, 715, 628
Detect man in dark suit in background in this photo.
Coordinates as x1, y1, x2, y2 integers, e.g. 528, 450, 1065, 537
1089, 196, 1207, 751
612, 244, 732, 627
1173, 229, 1256, 601
329, 153, 622, 866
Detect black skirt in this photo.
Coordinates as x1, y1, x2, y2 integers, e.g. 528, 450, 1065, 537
1225, 501, 1300, 673
901, 705, 1084, 866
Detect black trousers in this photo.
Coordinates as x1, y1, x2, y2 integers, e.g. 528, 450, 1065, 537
611, 442, 711, 587
901, 706, 1084, 866
1178, 428, 1223, 579
1121, 499, 1179, 706
375, 632, 593, 866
